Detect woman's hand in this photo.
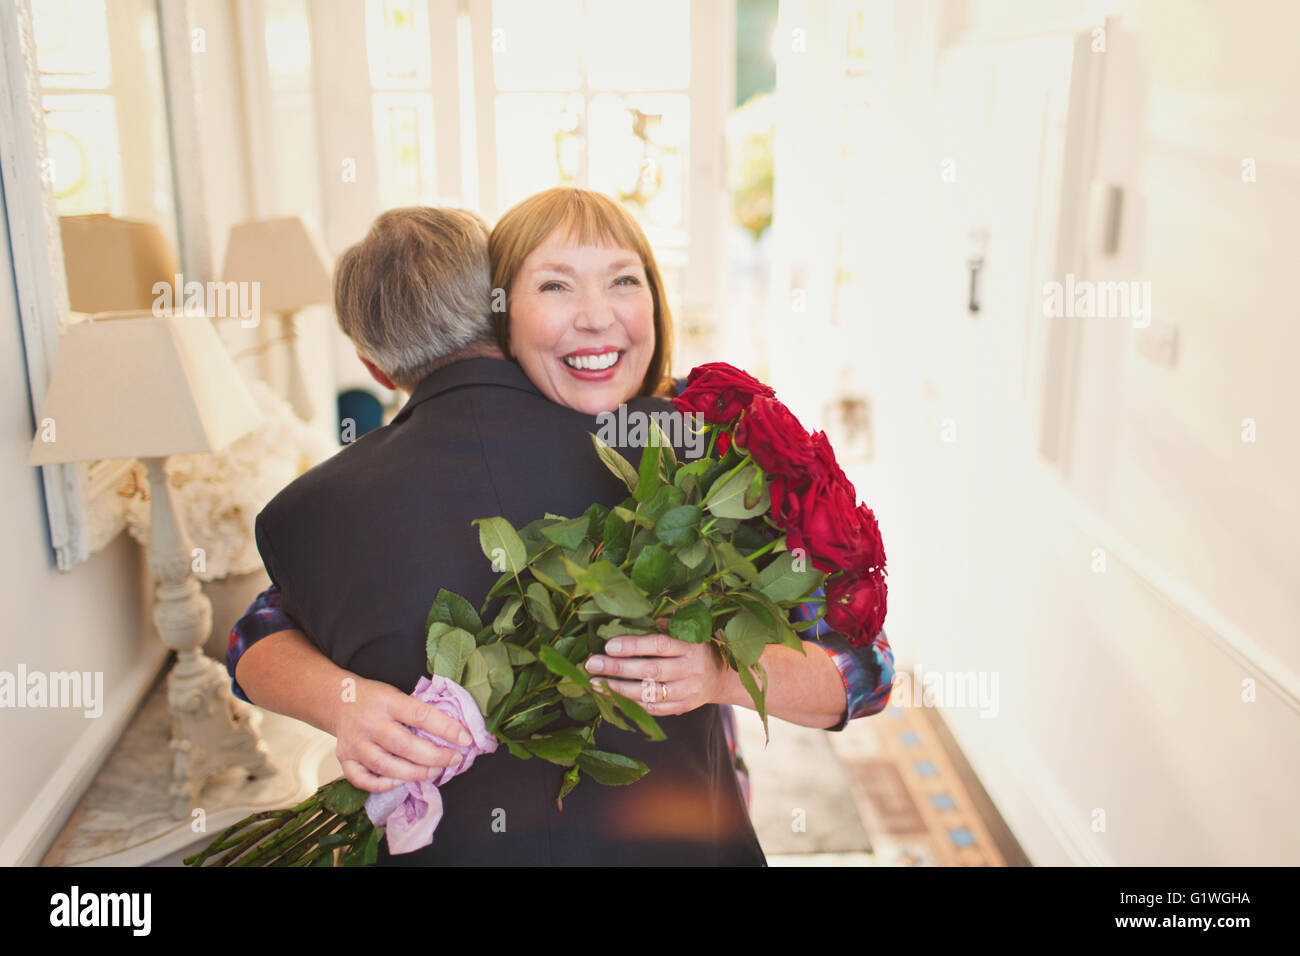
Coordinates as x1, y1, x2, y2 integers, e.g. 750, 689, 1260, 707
333, 676, 475, 793
585, 633, 727, 716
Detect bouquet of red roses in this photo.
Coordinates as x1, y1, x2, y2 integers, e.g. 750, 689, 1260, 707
186, 363, 885, 866
674, 363, 887, 646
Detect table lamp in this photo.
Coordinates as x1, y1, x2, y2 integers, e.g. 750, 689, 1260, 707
58, 214, 181, 313
29, 311, 276, 818
220, 217, 333, 421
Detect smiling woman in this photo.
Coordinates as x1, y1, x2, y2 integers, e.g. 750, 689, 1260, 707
488, 187, 676, 415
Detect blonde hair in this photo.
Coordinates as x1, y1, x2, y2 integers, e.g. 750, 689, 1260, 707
334, 206, 495, 390
488, 188, 674, 398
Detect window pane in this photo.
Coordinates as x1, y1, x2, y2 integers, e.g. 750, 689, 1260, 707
265, 0, 314, 92
491, 0, 581, 91
584, 0, 690, 91
587, 92, 688, 237
42, 94, 123, 215
372, 92, 436, 208
33, 0, 111, 89
494, 92, 584, 211
366, 0, 432, 88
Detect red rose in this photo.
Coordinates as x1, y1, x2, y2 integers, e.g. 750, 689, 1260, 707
733, 395, 815, 477
787, 478, 865, 574
672, 362, 775, 424
854, 503, 886, 574
809, 430, 855, 499
826, 573, 888, 646
767, 472, 803, 527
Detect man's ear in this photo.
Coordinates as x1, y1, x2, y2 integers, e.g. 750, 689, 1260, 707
358, 353, 398, 392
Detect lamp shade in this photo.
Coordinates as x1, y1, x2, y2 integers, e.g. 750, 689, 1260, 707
59, 215, 182, 314
220, 217, 333, 313
28, 312, 264, 465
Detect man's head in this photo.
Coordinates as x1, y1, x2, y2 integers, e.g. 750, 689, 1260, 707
334, 206, 498, 392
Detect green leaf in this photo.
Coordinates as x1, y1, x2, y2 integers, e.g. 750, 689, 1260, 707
524, 582, 560, 629
577, 749, 651, 786
465, 644, 513, 714
736, 591, 804, 652
654, 504, 702, 547
604, 685, 666, 741
540, 515, 589, 551
556, 676, 586, 698
531, 549, 576, 590
590, 433, 639, 493
667, 601, 712, 644
676, 537, 710, 569
630, 544, 672, 593
505, 643, 537, 666
502, 701, 560, 736
641, 484, 686, 524
589, 687, 632, 731
479, 642, 514, 713
425, 588, 483, 634
583, 502, 611, 541
722, 609, 768, 668
735, 660, 769, 742
492, 596, 523, 636
711, 539, 762, 587
705, 463, 770, 519
634, 433, 664, 502
483, 571, 523, 604
522, 728, 586, 765
320, 779, 368, 817
537, 644, 591, 689
570, 559, 653, 618
562, 694, 600, 722
426, 623, 476, 682
462, 650, 492, 713
473, 517, 527, 577
596, 619, 656, 640
675, 457, 713, 494
758, 549, 825, 604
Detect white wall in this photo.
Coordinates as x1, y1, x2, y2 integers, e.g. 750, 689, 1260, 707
0, 186, 158, 866
772, 0, 1300, 865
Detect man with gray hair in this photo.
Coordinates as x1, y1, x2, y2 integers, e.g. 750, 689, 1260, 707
231, 206, 766, 866
332, 206, 502, 391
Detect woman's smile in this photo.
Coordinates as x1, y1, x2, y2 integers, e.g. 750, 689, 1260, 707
561, 346, 624, 378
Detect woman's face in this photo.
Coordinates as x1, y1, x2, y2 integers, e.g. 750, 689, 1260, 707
507, 228, 655, 416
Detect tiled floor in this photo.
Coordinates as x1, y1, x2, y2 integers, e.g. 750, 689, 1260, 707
735, 669, 1030, 867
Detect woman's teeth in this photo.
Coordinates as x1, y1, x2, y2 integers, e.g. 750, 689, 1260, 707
563, 351, 621, 371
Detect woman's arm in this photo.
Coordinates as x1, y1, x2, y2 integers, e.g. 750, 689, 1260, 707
584, 591, 893, 729
228, 587, 474, 792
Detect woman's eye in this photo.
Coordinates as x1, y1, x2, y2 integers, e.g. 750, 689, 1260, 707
614, 275, 641, 287
540, 281, 564, 292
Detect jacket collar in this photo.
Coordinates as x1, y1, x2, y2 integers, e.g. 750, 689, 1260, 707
393, 356, 542, 423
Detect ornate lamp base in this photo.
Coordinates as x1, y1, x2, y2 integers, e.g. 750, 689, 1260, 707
166, 648, 276, 819
142, 457, 276, 819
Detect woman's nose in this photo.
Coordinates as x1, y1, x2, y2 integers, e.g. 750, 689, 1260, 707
573, 288, 616, 332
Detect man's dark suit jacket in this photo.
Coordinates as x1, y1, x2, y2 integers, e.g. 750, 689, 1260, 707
255, 357, 766, 865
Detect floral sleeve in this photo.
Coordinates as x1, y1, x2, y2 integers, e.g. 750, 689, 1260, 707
226, 584, 298, 704
793, 587, 894, 730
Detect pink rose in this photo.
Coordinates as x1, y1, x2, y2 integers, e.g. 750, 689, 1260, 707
364, 675, 498, 855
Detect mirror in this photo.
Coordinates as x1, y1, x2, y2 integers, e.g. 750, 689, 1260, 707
1, 0, 193, 568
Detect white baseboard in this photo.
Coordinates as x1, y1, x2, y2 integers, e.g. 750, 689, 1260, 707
942, 706, 1117, 868
0, 642, 169, 867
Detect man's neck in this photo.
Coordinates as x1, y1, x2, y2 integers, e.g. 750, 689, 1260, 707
402, 342, 506, 394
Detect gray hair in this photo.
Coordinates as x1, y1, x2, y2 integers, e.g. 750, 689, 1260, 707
333, 206, 495, 390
